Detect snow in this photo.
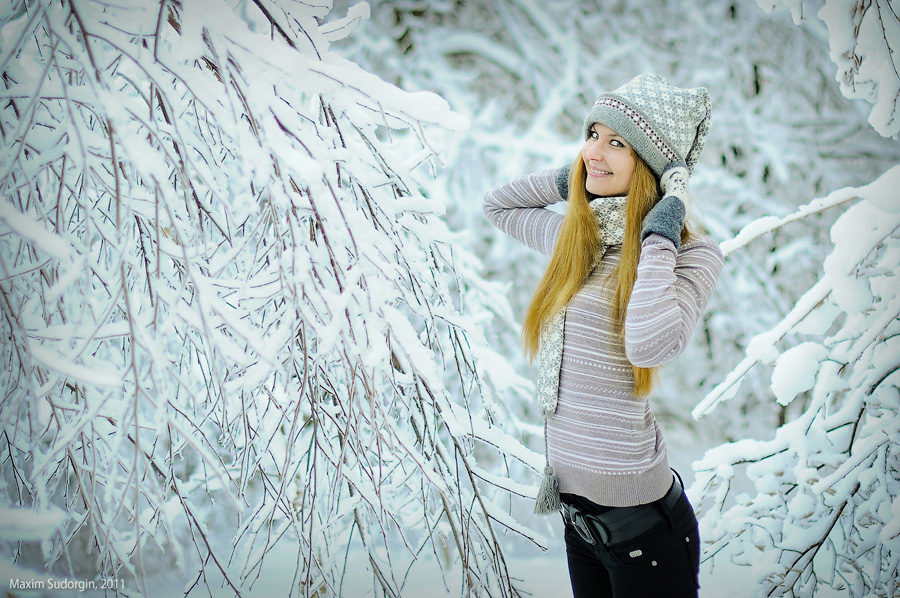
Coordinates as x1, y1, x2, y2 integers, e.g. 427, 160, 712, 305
27, 342, 123, 388
858, 164, 900, 213
693, 278, 832, 418
0, 200, 75, 262
770, 342, 828, 406
0, 507, 66, 541
880, 498, 900, 542
4, 0, 900, 596
818, 0, 900, 137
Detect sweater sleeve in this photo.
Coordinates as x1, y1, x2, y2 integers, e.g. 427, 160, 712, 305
624, 233, 724, 368
483, 168, 566, 256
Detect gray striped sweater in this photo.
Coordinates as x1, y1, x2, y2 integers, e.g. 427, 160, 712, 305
484, 168, 724, 507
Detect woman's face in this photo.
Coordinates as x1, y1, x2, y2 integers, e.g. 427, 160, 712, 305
581, 123, 635, 197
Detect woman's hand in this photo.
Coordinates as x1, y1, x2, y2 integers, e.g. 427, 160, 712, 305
641, 161, 689, 248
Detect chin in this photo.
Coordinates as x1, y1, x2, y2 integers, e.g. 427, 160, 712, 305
586, 185, 625, 197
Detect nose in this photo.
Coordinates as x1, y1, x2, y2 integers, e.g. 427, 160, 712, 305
584, 140, 605, 162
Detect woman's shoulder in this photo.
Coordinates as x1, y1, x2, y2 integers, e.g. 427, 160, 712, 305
680, 233, 724, 264
683, 233, 721, 252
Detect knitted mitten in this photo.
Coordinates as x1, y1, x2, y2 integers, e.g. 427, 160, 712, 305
555, 165, 571, 200
641, 161, 689, 248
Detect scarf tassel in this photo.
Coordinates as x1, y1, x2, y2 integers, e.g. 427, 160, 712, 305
533, 464, 561, 515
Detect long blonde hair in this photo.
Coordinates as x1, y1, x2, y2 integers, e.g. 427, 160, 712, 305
521, 151, 690, 397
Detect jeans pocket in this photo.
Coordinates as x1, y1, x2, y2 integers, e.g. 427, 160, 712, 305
683, 524, 701, 589
607, 535, 663, 569
606, 521, 697, 573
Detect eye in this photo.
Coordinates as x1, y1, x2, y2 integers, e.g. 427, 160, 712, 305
589, 130, 600, 140
610, 139, 626, 148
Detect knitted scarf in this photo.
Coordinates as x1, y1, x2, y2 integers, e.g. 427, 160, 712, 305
533, 195, 628, 514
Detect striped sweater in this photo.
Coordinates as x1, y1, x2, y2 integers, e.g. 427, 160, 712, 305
484, 168, 723, 507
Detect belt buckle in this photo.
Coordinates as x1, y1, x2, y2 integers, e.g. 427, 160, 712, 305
562, 504, 596, 546
586, 514, 611, 545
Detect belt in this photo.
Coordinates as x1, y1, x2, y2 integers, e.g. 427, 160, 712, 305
561, 474, 683, 547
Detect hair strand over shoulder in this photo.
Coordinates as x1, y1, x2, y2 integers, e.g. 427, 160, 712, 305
522, 151, 689, 397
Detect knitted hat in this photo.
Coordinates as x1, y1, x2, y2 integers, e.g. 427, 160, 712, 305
583, 74, 711, 177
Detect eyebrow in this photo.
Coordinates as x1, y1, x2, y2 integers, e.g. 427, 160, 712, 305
591, 125, 628, 144
591, 125, 623, 139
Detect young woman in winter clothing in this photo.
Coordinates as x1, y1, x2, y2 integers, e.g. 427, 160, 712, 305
483, 74, 724, 598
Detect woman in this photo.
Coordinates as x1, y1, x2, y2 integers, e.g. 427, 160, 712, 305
483, 74, 724, 598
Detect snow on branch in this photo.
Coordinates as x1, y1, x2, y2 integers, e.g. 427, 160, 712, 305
696, 166, 900, 418
0, 1, 537, 595
691, 164, 900, 596
759, 0, 900, 137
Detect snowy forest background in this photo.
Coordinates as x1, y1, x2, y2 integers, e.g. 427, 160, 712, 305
0, 0, 898, 596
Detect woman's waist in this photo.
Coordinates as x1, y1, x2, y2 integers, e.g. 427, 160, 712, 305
552, 383, 651, 419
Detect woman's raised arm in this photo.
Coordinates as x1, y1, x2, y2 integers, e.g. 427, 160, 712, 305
483, 167, 567, 256
624, 234, 723, 368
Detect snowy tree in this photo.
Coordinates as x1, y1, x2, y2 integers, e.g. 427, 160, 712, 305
0, 1, 541, 596
692, 166, 900, 596
689, 1, 900, 595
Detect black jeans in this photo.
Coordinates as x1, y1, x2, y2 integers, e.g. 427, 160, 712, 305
562, 478, 700, 598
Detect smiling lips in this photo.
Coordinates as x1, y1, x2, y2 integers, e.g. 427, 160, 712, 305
588, 168, 613, 176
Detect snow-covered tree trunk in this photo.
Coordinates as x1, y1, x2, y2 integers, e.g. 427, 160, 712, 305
0, 1, 538, 596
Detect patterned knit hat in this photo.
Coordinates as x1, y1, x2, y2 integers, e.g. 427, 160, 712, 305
583, 74, 711, 177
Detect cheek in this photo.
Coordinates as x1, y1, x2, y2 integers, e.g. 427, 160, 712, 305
619, 158, 636, 180
616, 160, 636, 192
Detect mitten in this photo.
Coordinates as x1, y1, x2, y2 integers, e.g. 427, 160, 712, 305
641, 161, 689, 248
556, 164, 570, 200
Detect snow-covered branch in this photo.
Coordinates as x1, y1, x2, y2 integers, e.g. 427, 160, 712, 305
0, 1, 537, 595
691, 165, 900, 596
759, 0, 900, 137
